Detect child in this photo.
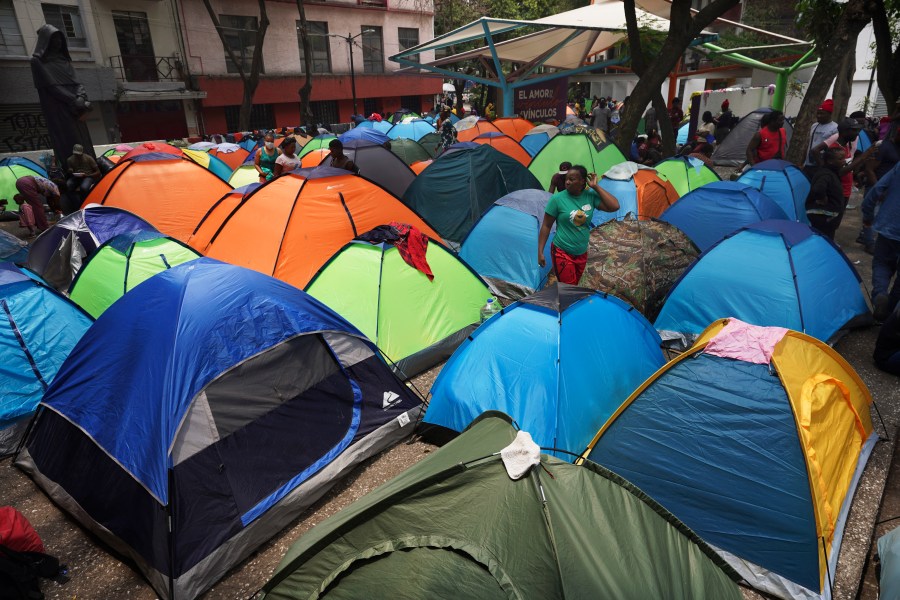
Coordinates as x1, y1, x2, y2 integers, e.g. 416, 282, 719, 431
805, 147, 845, 239
549, 162, 572, 193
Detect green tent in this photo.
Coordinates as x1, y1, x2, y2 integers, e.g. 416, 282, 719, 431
0, 157, 46, 207
402, 145, 543, 244
228, 163, 259, 188
261, 412, 743, 600
306, 233, 491, 377
528, 132, 627, 191
68, 231, 201, 318
297, 135, 338, 159
388, 138, 431, 165
417, 132, 441, 158
653, 156, 721, 196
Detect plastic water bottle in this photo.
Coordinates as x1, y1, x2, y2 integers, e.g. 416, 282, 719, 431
480, 298, 498, 323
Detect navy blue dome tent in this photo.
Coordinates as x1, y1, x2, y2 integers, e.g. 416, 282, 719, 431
16, 259, 423, 600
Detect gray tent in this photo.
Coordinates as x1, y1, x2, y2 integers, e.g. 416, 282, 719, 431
712, 108, 794, 167
320, 139, 416, 199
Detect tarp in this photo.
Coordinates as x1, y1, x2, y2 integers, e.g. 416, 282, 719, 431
653, 156, 721, 196
402, 144, 543, 243
68, 230, 201, 317
306, 236, 491, 377
84, 154, 232, 243
712, 108, 794, 167
737, 159, 811, 223
584, 318, 877, 600
189, 168, 441, 289
659, 181, 789, 251
262, 412, 742, 600
0, 263, 91, 455
579, 218, 699, 320
655, 220, 872, 346
528, 132, 627, 191
459, 188, 553, 299
17, 258, 423, 600
425, 285, 664, 454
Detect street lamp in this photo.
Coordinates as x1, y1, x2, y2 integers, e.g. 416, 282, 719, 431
312, 29, 375, 117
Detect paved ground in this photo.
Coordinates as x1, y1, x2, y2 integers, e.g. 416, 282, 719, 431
0, 194, 898, 600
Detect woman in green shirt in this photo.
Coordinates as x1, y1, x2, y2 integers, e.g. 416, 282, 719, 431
537, 165, 619, 284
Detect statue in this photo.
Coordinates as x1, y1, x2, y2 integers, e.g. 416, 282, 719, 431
31, 24, 96, 169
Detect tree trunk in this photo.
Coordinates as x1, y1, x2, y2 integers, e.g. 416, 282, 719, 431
296, 0, 314, 127
831, 48, 856, 119
201, 0, 268, 132
616, 0, 740, 158
872, 0, 900, 111
784, 0, 874, 165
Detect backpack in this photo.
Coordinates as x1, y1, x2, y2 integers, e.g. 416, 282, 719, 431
0, 545, 67, 600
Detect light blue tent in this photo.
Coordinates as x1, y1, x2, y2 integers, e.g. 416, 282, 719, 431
655, 220, 872, 346
424, 284, 665, 455
676, 122, 689, 145
0, 230, 28, 264
459, 189, 553, 299
387, 119, 436, 141
594, 163, 680, 225
0, 263, 91, 454
737, 159, 811, 223
659, 181, 790, 251
520, 124, 558, 157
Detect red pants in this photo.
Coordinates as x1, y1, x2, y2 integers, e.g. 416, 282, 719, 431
551, 244, 587, 285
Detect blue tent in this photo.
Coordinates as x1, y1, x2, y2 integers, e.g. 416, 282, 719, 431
594, 164, 680, 225
737, 159, 811, 223
27, 205, 157, 291
402, 144, 543, 243
239, 137, 259, 152
0, 263, 91, 455
0, 229, 28, 264
459, 189, 553, 299
655, 220, 872, 345
425, 284, 665, 455
386, 119, 436, 141
676, 122, 689, 145
0, 156, 48, 178
16, 258, 423, 600
372, 120, 393, 134
339, 127, 390, 145
659, 181, 790, 251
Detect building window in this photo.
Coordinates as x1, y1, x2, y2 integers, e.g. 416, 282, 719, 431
297, 21, 331, 73
397, 27, 419, 63
224, 103, 274, 132
400, 95, 421, 114
308, 100, 339, 126
0, 0, 25, 56
41, 4, 87, 49
218, 14, 263, 75
361, 26, 383, 74
363, 98, 378, 117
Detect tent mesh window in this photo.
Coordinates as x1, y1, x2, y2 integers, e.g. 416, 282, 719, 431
225, 103, 274, 133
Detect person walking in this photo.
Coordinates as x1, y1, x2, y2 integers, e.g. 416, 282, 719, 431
537, 165, 619, 285
863, 160, 900, 321
803, 99, 839, 180
438, 109, 457, 154
591, 100, 610, 135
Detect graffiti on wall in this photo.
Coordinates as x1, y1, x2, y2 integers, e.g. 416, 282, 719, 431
0, 106, 53, 153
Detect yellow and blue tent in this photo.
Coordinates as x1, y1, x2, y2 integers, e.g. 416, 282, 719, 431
183, 148, 232, 182
582, 317, 877, 600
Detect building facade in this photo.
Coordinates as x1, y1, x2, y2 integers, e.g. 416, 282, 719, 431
181, 0, 440, 134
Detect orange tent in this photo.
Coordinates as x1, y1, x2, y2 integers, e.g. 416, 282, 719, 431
84, 154, 232, 242
492, 117, 535, 141
456, 120, 502, 143
596, 165, 681, 225
301, 148, 329, 168
121, 142, 182, 162
210, 147, 250, 170
410, 159, 432, 174
188, 167, 441, 289
472, 133, 531, 166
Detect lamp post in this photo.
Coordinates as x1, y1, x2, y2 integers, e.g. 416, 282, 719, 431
321, 30, 374, 117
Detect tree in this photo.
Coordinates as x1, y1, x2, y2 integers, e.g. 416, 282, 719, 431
296, 0, 314, 127
784, 0, 875, 165
201, 0, 269, 132
617, 0, 741, 158
872, 0, 900, 111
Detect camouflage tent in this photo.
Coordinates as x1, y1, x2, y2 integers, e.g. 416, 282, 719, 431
579, 218, 699, 320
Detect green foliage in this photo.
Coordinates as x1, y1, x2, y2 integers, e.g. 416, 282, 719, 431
434, 0, 586, 36
796, 0, 844, 47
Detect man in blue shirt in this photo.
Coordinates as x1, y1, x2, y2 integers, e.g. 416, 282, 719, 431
863, 160, 900, 321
